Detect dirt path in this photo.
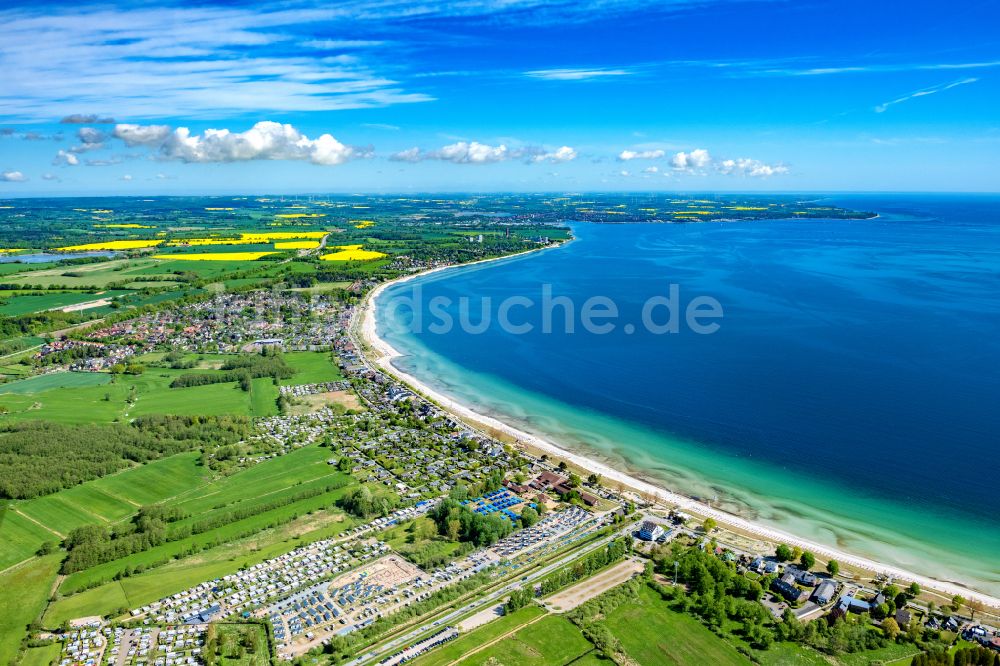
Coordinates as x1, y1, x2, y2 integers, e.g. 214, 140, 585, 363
441, 612, 547, 666
542, 558, 644, 612
12, 507, 66, 539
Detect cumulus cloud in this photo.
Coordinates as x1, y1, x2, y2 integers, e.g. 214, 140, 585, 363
670, 148, 712, 170
53, 149, 79, 166
526, 68, 631, 81
68, 126, 109, 153
618, 149, 665, 161
162, 122, 360, 165
1, 171, 28, 182
433, 141, 509, 164
642, 166, 659, 174
113, 124, 172, 147
41, 173, 60, 181
523, 146, 577, 163
61, 114, 115, 124
113, 121, 363, 166
121, 174, 133, 181
717, 158, 788, 177
390, 142, 577, 165
389, 147, 423, 163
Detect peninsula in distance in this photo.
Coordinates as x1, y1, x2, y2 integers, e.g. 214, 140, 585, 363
1, 1, 998, 666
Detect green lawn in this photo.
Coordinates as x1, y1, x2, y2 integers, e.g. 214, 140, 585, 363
0, 504, 62, 569
599, 585, 751, 666
279, 351, 343, 385
0, 555, 61, 665
0, 290, 130, 316
455, 614, 594, 666
249, 376, 279, 416
0, 371, 111, 394
19, 642, 61, 666
1, 454, 209, 568
409, 606, 547, 666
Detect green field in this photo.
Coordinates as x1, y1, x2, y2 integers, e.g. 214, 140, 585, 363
0, 290, 130, 316
279, 351, 343, 385
0, 351, 338, 423
52, 445, 353, 594
19, 642, 60, 666
410, 606, 547, 666
453, 614, 595, 666
1, 454, 208, 569
0, 555, 61, 665
598, 585, 750, 665
0, 371, 111, 394
3, 258, 177, 288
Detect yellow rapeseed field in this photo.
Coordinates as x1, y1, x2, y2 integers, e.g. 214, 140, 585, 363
152, 252, 277, 261
333, 244, 363, 250
57, 239, 164, 251
274, 241, 320, 250
320, 249, 387, 261
94, 223, 155, 229
352, 220, 375, 229
275, 213, 325, 219
241, 231, 326, 241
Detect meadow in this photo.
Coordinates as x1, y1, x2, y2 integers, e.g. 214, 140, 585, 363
0, 350, 348, 421
0, 554, 61, 666
597, 585, 750, 665
0, 290, 130, 316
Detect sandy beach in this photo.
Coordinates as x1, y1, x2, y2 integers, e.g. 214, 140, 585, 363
355, 248, 1000, 610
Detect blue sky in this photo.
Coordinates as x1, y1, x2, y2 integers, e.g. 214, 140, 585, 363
1, 0, 998, 194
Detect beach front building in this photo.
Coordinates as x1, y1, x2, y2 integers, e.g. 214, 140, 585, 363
812, 580, 837, 605
637, 520, 664, 542
772, 574, 810, 604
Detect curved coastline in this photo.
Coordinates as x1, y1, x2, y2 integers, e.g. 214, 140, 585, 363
355, 244, 1000, 609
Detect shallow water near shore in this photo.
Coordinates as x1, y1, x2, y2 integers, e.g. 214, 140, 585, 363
377, 194, 1000, 596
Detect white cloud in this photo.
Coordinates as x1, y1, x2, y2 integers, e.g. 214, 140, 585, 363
618, 149, 665, 161
302, 39, 388, 49
670, 148, 712, 170
433, 141, 509, 164
525, 146, 577, 163
642, 166, 659, 174
113, 124, 173, 147
363, 123, 401, 131
717, 158, 788, 177
121, 174, 133, 181
53, 150, 79, 166
389, 147, 423, 162
1, 170, 27, 182
125, 121, 364, 166
526, 68, 631, 81
41, 173, 60, 181
0, 6, 434, 120
390, 142, 577, 165
875, 77, 978, 113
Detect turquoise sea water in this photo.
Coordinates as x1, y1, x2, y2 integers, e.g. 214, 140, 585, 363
377, 194, 1000, 595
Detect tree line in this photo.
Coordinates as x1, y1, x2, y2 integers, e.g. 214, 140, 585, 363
0, 416, 250, 499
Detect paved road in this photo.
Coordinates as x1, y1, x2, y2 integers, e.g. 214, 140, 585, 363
347, 525, 631, 666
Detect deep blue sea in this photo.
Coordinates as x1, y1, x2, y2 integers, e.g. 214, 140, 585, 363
378, 194, 1000, 593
